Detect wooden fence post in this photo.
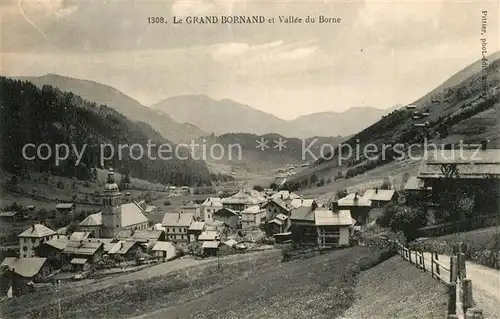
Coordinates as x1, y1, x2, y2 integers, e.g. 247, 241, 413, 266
458, 253, 466, 279
448, 283, 457, 316
409, 249, 412, 263
431, 252, 435, 278
435, 253, 441, 277
421, 251, 426, 272
450, 256, 457, 284
463, 279, 474, 310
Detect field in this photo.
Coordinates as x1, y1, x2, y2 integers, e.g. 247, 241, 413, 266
1, 246, 398, 319
341, 256, 448, 319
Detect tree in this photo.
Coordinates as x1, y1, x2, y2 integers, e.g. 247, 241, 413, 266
253, 185, 264, 192
380, 177, 392, 190
389, 206, 427, 241
310, 174, 318, 185
269, 182, 278, 190
335, 188, 348, 200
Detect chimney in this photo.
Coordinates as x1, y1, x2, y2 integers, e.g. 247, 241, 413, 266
31, 225, 35, 231
375, 188, 378, 194
354, 192, 358, 200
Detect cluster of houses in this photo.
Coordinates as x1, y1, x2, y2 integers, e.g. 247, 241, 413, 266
1, 169, 177, 289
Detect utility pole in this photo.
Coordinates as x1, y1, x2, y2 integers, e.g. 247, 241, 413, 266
55, 279, 62, 319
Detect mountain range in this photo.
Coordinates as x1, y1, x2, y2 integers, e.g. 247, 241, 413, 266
15, 74, 399, 141
152, 95, 400, 138
14, 74, 207, 144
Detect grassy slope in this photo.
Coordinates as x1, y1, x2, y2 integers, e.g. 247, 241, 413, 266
287, 54, 500, 188
341, 256, 448, 319
2, 247, 394, 319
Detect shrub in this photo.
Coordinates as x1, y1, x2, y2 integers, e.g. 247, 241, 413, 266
56, 181, 64, 189
164, 200, 171, 206
253, 185, 264, 192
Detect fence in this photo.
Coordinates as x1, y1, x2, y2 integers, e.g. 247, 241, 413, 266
393, 241, 484, 319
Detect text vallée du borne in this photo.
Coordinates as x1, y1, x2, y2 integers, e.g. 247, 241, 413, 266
147, 15, 341, 24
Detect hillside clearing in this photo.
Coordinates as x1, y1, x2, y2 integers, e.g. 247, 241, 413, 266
341, 256, 448, 319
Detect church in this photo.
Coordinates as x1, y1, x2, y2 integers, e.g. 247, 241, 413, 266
79, 169, 149, 238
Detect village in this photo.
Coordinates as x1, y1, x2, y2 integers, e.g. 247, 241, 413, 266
2, 145, 499, 303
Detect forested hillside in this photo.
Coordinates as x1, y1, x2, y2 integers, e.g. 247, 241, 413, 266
0, 77, 211, 186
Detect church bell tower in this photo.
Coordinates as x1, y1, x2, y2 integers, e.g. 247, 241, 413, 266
101, 168, 122, 238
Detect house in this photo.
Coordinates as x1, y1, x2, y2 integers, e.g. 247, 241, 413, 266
289, 206, 317, 245
361, 189, 398, 208
201, 241, 220, 257
180, 203, 202, 220
221, 189, 266, 212
79, 169, 149, 238
18, 224, 57, 258
35, 237, 70, 268
314, 209, 354, 248
417, 149, 500, 212
62, 239, 104, 269
55, 203, 76, 216
1, 257, 51, 282
0, 211, 23, 221
152, 241, 177, 260
188, 222, 206, 242
266, 213, 290, 235
116, 229, 166, 247
241, 205, 266, 229
108, 241, 143, 260
213, 208, 240, 229
263, 198, 294, 222
161, 212, 194, 242
404, 176, 431, 204
200, 197, 223, 222
337, 193, 372, 225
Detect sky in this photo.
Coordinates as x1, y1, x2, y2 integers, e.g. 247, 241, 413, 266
1, 0, 499, 120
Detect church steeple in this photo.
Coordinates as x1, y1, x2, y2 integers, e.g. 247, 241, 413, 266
101, 167, 122, 238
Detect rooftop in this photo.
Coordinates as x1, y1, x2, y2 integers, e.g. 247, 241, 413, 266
108, 241, 138, 255
418, 150, 500, 179
79, 202, 148, 228
70, 232, 93, 240
18, 224, 56, 238
1, 257, 47, 278
63, 239, 104, 256
201, 197, 223, 207
198, 231, 219, 241
404, 176, 426, 191
161, 212, 194, 227
44, 238, 70, 251
314, 209, 354, 226
221, 189, 267, 205
152, 241, 175, 251
116, 229, 164, 242
337, 193, 372, 207
188, 222, 206, 231
361, 189, 396, 202
290, 206, 315, 221
56, 203, 75, 209
241, 205, 265, 214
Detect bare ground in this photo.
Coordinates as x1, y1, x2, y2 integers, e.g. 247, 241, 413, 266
341, 256, 448, 319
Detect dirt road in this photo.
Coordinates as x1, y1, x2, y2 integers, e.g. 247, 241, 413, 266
421, 252, 500, 319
